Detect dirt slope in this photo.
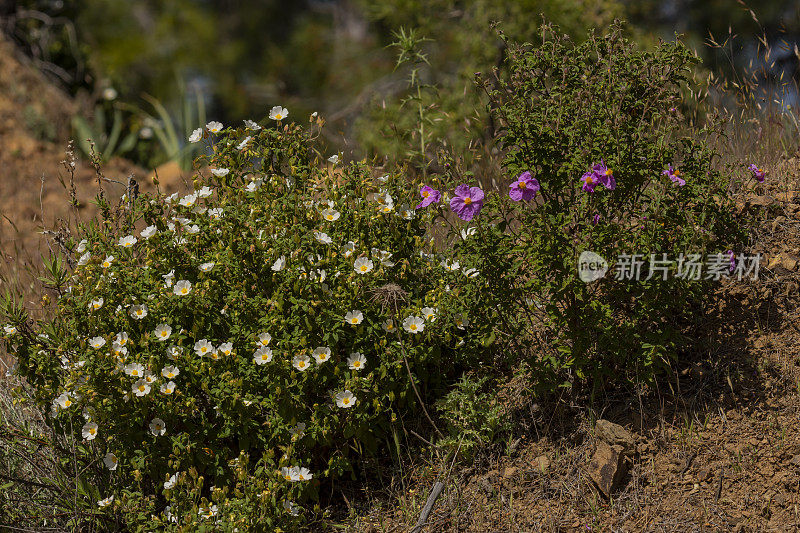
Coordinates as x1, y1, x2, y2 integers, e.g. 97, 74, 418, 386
0, 37, 194, 373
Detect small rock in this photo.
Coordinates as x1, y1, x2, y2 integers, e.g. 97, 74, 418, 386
767, 253, 799, 272
697, 467, 713, 482
532, 454, 550, 472
782, 254, 799, 271
588, 441, 628, 498
749, 195, 774, 207
595, 419, 636, 456
502, 466, 517, 479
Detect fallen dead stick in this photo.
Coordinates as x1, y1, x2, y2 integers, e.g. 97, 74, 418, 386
715, 467, 724, 502
411, 480, 445, 533
411, 436, 463, 532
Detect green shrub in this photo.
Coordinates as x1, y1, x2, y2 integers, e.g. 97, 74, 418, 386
453, 22, 747, 388
4, 116, 491, 529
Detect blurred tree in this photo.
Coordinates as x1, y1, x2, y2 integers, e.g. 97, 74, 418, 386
350, 0, 624, 170
4, 0, 799, 167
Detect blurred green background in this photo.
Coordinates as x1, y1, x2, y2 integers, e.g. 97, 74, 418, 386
2, 0, 799, 168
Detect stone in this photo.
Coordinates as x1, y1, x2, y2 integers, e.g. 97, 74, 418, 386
748, 195, 774, 207
782, 254, 799, 271
595, 419, 636, 456
767, 253, 798, 273
697, 467, 713, 483
588, 441, 627, 498
532, 454, 551, 472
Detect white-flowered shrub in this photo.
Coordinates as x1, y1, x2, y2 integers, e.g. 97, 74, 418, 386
5, 118, 486, 529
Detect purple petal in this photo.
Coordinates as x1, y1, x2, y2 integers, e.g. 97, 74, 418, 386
469, 187, 484, 202
453, 184, 471, 198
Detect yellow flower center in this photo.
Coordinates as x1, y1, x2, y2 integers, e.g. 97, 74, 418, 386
64, 400, 71, 407
351, 318, 358, 324
410, 324, 417, 331
605, 169, 613, 176
90, 428, 96, 435
103, 262, 110, 268
360, 266, 367, 271
299, 361, 306, 369
519, 181, 526, 189
422, 190, 430, 198
354, 362, 361, 368
138, 385, 145, 392
343, 398, 350, 405
463, 197, 472, 205
181, 288, 188, 294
